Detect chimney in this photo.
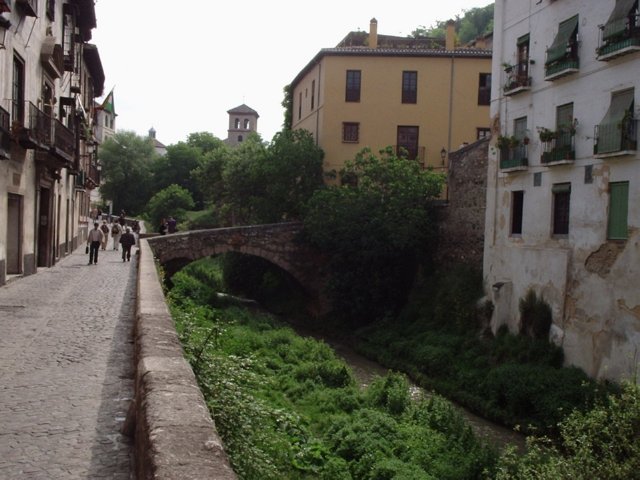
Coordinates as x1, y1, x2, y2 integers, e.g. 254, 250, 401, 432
369, 18, 378, 48
445, 20, 456, 51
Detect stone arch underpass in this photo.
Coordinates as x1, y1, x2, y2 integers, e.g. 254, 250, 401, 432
145, 222, 329, 314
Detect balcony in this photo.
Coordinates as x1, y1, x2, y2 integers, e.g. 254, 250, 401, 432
50, 118, 75, 166
540, 130, 575, 165
0, 105, 9, 159
497, 136, 528, 170
87, 163, 100, 188
503, 63, 532, 96
545, 56, 579, 81
597, 16, 640, 61
594, 117, 638, 158
14, 102, 50, 150
13, 102, 76, 169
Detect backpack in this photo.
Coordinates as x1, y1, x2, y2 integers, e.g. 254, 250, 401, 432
112, 225, 119, 234
100, 224, 109, 234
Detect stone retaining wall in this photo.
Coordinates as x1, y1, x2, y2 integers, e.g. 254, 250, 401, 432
130, 239, 237, 479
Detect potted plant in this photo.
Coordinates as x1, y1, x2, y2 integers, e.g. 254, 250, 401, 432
496, 135, 510, 149
538, 127, 556, 143
523, 136, 530, 145
508, 136, 520, 148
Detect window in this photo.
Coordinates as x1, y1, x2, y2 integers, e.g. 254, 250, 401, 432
234, 118, 240, 129
552, 183, 571, 235
12, 54, 25, 125
46, 0, 55, 20
517, 34, 530, 78
477, 128, 491, 140
311, 80, 315, 110
342, 122, 359, 143
243, 119, 250, 129
595, 89, 635, 154
511, 191, 524, 235
608, 181, 629, 240
533, 172, 542, 187
298, 92, 302, 119
237, 135, 243, 143
478, 73, 491, 105
584, 165, 593, 184
556, 103, 574, 151
402, 71, 417, 104
345, 70, 361, 102
62, 3, 77, 71
545, 15, 579, 74
396, 126, 419, 160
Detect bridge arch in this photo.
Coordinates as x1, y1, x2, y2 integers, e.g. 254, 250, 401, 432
146, 223, 328, 314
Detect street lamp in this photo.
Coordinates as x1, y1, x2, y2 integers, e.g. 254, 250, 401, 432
440, 147, 447, 166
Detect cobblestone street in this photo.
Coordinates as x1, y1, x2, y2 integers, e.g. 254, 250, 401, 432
0, 241, 136, 479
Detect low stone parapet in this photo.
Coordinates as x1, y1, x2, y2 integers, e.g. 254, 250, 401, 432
129, 239, 236, 479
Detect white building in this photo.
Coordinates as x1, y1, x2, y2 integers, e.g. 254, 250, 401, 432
0, 0, 104, 284
484, 0, 640, 381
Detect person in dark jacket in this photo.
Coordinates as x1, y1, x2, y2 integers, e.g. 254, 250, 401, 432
119, 227, 136, 262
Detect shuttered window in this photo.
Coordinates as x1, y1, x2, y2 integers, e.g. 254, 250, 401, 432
597, 89, 635, 154
603, 0, 638, 40
608, 182, 629, 240
552, 183, 571, 235
546, 15, 579, 64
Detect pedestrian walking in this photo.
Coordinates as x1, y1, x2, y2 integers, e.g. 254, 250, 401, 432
119, 227, 136, 262
119, 210, 126, 228
100, 220, 110, 250
87, 222, 103, 265
111, 222, 123, 250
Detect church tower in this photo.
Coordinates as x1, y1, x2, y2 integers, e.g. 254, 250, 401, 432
226, 104, 259, 146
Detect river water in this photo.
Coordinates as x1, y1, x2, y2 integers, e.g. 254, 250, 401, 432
291, 324, 527, 452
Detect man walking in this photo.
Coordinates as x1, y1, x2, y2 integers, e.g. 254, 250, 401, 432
87, 222, 103, 265
119, 227, 136, 262
111, 222, 122, 250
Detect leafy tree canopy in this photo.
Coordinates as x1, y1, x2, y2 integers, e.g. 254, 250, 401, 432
303, 147, 445, 324
146, 184, 195, 228
410, 3, 494, 45
98, 130, 157, 216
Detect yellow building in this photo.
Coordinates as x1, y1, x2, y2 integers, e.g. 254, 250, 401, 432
291, 19, 492, 178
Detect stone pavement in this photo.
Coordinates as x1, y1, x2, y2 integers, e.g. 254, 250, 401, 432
0, 239, 136, 479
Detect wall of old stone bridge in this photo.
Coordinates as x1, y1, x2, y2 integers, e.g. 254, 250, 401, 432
147, 223, 328, 314
437, 138, 488, 269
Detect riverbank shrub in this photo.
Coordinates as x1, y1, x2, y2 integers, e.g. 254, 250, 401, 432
354, 265, 607, 434
169, 261, 499, 479
495, 381, 640, 479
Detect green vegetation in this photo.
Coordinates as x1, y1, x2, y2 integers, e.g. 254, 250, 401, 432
168, 258, 498, 479
496, 381, 640, 479
146, 184, 195, 229
303, 147, 444, 325
354, 265, 610, 435
410, 3, 494, 45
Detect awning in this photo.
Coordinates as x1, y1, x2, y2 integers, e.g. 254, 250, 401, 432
603, 0, 637, 40
552, 183, 571, 194
598, 89, 635, 153
546, 15, 579, 64
517, 34, 530, 46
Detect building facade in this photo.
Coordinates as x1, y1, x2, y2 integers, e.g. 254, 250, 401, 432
0, 0, 104, 285
290, 19, 492, 179
484, 0, 640, 380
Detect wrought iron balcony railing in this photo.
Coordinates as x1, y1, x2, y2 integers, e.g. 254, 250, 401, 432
503, 62, 532, 95
499, 144, 528, 169
541, 130, 575, 164
544, 55, 579, 81
597, 14, 640, 61
594, 118, 638, 157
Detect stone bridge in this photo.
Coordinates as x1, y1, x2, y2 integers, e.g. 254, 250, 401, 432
146, 222, 328, 314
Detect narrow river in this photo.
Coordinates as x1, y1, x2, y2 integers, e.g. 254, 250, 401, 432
289, 323, 527, 452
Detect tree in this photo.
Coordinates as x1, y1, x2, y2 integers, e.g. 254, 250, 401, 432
196, 129, 324, 226
281, 84, 293, 132
303, 147, 444, 325
152, 142, 205, 208
409, 4, 494, 45
146, 184, 195, 229
99, 131, 157, 215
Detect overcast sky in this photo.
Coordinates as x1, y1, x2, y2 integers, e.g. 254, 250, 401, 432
92, 0, 493, 146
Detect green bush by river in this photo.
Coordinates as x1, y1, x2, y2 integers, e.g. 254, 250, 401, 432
169, 258, 498, 479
